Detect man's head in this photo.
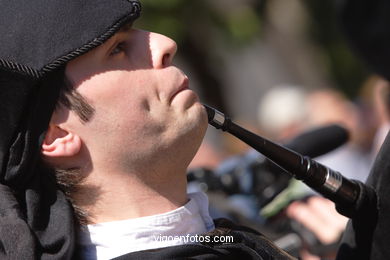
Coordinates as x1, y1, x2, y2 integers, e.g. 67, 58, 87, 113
0, 0, 207, 255
41, 24, 208, 196
0, 0, 143, 188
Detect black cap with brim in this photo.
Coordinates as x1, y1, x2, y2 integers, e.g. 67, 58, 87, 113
0, 1, 140, 259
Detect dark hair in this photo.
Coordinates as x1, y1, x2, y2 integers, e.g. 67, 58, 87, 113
57, 76, 95, 123
52, 76, 96, 225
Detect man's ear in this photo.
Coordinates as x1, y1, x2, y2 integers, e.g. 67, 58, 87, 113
42, 124, 81, 157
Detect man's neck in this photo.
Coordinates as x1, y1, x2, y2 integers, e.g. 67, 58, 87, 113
72, 169, 188, 224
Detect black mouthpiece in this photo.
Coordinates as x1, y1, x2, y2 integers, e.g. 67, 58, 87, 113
203, 104, 229, 131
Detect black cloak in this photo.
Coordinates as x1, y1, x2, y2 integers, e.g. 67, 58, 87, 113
0, 0, 141, 258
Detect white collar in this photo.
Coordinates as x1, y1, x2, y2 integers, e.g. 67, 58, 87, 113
77, 192, 215, 260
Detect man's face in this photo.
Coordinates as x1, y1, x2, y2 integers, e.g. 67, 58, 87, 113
59, 25, 208, 174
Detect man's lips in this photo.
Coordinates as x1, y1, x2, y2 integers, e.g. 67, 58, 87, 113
169, 77, 190, 104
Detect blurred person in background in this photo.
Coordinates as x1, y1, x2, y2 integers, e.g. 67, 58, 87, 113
259, 87, 357, 259
187, 0, 390, 259
306, 88, 372, 182
190, 84, 346, 258
369, 76, 390, 156
200, 83, 379, 259
208, 85, 310, 222
312, 1, 390, 259
257, 85, 309, 141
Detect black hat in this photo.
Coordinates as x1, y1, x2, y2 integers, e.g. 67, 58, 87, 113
340, 0, 390, 81
0, 0, 140, 258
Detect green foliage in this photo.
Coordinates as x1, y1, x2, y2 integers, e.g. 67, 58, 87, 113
136, 0, 262, 46
302, 0, 369, 98
136, 1, 368, 103
223, 6, 261, 45
136, 0, 186, 41
140, 0, 185, 9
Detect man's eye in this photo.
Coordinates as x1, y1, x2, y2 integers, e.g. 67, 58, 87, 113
110, 42, 126, 56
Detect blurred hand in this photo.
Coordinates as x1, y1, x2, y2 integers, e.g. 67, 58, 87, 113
286, 196, 348, 259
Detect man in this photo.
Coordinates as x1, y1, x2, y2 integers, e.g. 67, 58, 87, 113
0, 0, 293, 259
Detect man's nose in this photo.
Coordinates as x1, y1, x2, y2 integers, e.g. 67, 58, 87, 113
149, 32, 177, 69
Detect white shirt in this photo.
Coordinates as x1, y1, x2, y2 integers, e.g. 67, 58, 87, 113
77, 192, 215, 260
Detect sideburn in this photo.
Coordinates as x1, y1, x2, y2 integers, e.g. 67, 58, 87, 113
58, 76, 95, 123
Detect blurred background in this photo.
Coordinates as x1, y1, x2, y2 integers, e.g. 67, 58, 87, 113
137, 1, 390, 259
136, 0, 377, 158
137, 0, 368, 112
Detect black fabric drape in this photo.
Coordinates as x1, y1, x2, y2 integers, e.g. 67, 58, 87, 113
0, 1, 141, 258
